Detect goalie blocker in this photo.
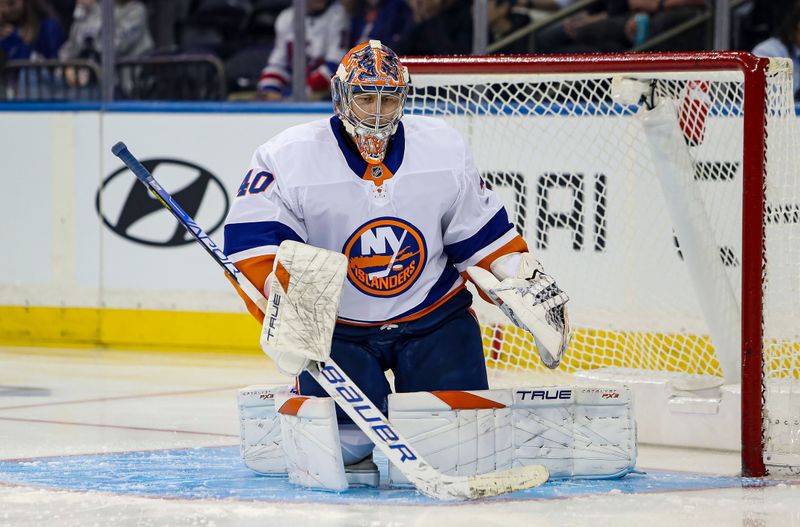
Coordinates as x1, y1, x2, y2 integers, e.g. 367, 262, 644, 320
238, 385, 636, 490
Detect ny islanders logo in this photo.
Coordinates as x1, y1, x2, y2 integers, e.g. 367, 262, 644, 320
343, 217, 426, 297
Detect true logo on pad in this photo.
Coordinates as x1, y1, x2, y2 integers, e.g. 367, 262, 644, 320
343, 217, 426, 297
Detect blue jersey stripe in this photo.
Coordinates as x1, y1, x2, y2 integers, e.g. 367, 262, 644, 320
330, 116, 366, 176
444, 209, 514, 264
224, 221, 304, 256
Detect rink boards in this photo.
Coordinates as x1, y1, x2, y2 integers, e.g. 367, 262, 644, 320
1, 102, 799, 358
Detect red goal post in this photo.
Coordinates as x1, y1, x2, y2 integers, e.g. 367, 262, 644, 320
402, 52, 799, 477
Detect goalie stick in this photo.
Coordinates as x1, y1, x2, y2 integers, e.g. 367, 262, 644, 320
111, 141, 548, 501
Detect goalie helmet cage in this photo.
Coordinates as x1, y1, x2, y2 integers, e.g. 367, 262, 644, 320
403, 52, 800, 478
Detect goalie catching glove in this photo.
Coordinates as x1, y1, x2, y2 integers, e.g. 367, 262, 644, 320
467, 253, 570, 369
260, 241, 348, 376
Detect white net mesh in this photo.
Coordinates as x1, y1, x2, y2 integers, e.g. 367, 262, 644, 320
406, 56, 800, 472
763, 61, 800, 469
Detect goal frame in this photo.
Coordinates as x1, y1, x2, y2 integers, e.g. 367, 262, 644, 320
402, 51, 770, 477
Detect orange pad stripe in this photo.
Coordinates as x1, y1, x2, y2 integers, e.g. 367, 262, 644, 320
274, 261, 291, 292
431, 391, 506, 410
278, 396, 310, 416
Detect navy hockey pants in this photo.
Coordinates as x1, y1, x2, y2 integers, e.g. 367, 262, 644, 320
296, 289, 489, 423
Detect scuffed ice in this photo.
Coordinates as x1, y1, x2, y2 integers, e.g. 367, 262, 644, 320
2, 347, 799, 526
0, 446, 774, 504
2, 483, 800, 527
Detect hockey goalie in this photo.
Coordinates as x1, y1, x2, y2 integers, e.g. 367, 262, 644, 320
226, 41, 636, 491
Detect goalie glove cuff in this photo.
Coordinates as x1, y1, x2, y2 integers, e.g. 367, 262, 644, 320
489, 252, 544, 282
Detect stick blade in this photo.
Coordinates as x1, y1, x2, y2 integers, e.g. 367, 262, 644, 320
419, 464, 549, 501
466, 464, 549, 499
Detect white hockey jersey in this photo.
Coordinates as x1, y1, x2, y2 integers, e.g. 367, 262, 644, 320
224, 115, 527, 325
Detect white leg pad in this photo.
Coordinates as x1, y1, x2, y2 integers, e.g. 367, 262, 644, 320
512, 386, 636, 478
388, 387, 636, 486
237, 385, 291, 475
387, 390, 514, 486
275, 391, 349, 491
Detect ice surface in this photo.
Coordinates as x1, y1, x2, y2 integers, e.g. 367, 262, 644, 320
1, 346, 799, 527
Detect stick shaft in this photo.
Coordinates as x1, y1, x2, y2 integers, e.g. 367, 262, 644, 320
112, 142, 241, 284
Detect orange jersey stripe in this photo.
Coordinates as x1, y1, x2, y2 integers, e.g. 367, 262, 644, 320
337, 282, 466, 327
464, 235, 529, 304
431, 391, 506, 410
475, 235, 529, 271
228, 254, 276, 324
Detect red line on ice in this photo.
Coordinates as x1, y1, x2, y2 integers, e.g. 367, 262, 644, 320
0, 385, 242, 411
0, 415, 239, 438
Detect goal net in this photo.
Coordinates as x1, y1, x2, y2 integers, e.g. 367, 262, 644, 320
404, 52, 800, 476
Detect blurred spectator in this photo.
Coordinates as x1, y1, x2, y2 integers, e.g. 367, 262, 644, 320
257, 0, 348, 101
535, 0, 627, 53
752, 1, 800, 99
516, 0, 577, 20
537, 0, 706, 54
523, 0, 575, 8
179, 0, 251, 57
742, 0, 798, 50
177, 0, 291, 94
49, 0, 74, 31
342, 0, 411, 49
622, 0, 707, 51
395, 0, 472, 55
248, 0, 292, 40
58, 0, 153, 61
488, 0, 534, 53
0, 0, 65, 59
146, 0, 192, 52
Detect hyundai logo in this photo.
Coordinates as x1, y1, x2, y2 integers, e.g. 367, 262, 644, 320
96, 158, 229, 247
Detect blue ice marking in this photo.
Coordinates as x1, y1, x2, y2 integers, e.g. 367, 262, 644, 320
0, 446, 774, 504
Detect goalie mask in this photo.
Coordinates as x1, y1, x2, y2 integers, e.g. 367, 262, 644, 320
332, 40, 410, 165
